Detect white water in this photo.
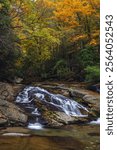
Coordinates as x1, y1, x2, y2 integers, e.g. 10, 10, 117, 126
28, 122, 43, 130
16, 86, 88, 129
28, 117, 43, 130
90, 118, 100, 125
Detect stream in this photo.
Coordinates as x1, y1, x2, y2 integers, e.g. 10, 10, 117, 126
15, 86, 89, 129
0, 124, 100, 150
0, 85, 100, 150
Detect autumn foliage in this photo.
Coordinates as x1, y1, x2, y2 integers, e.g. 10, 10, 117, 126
0, 0, 100, 82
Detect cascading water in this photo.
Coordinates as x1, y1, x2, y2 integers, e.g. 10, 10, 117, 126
16, 86, 88, 129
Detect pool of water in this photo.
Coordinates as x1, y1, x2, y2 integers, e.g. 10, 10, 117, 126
0, 124, 99, 150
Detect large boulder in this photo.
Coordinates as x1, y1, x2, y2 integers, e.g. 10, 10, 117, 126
68, 89, 100, 120
0, 99, 28, 126
37, 83, 100, 121
34, 99, 88, 127
0, 82, 24, 102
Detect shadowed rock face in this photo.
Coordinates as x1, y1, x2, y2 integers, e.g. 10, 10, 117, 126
0, 99, 28, 126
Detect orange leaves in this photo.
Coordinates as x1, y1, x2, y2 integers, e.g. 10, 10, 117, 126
53, 0, 81, 27
50, 0, 100, 47
51, 0, 99, 29
70, 34, 88, 43
0, 3, 3, 10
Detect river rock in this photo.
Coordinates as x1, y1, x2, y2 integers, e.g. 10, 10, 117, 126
0, 112, 7, 126
0, 99, 28, 126
69, 90, 100, 120
37, 83, 100, 121
0, 82, 24, 102
34, 99, 88, 127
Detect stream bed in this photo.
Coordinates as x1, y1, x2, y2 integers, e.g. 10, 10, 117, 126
0, 124, 99, 150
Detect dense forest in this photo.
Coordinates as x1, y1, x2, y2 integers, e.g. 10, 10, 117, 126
0, 0, 100, 83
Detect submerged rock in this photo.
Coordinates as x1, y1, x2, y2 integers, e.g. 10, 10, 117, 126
0, 99, 28, 126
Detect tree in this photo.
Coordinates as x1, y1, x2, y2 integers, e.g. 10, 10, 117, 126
9, 0, 60, 79
0, 0, 100, 82
0, 0, 20, 81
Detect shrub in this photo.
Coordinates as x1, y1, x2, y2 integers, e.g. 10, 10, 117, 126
53, 59, 74, 79
84, 66, 100, 82
76, 46, 99, 68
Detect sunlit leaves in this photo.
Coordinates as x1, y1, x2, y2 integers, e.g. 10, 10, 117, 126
0, 0, 100, 80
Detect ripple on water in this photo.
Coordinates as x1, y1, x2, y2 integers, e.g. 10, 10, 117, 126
2, 133, 30, 136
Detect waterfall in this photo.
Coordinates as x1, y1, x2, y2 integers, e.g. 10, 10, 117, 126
16, 86, 88, 129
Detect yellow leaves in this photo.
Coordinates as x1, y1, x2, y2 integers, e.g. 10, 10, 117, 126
51, 0, 100, 48
89, 39, 98, 46
92, 30, 100, 38
70, 34, 88, 43
21, 5, 30, 13
0, 4, 3, 10
89, 30, 100, 46
44, 0, 54, 7
52, 0, 99, 29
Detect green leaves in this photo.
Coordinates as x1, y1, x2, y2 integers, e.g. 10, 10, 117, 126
85, 66, 100, 82
0, 0, 100, 82
0, 0, 20, 80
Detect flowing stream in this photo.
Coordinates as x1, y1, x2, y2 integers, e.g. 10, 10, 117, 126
0, 85, 100, 150
16, 86, 88, 129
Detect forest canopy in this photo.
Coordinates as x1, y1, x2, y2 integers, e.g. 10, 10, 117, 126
0, 0, 100, 82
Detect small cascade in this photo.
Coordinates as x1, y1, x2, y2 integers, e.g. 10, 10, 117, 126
16, 86, 88, 129
28, 118, 43, 130
90, 118, 100, 125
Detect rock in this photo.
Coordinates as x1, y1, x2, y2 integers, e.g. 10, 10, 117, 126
1, 127, 30, 134
83, 95, 99, 104
14, 77, 23, 84
34, 99, 88, 127
42, 84, 100, 121
67, 89, 100, 120
0, 82, 24, 102
0, 112, 7, 125
69, 89, 86, 98
87, 84, 100, 93
0, 99, 28, 126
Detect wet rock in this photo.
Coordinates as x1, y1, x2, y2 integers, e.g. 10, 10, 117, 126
69, 89, 86, 98
38, 83, 100, 121
82, 95, 99, 104
34, 99, 88, 127
0, 99, 28, 126
63, 88, 100, 120
87, 84, 100, 93
1, 127, 30, 134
